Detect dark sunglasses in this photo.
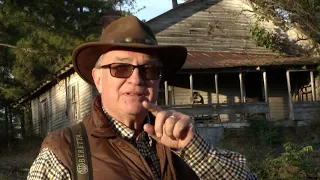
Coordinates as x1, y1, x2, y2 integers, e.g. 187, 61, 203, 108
98, 63, 162, 80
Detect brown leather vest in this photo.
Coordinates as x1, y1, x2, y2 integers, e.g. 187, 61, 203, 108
41, 96, 199, 180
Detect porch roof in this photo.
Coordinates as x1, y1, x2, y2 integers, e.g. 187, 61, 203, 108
13, 51, 318, 107
183, 51, 319, 69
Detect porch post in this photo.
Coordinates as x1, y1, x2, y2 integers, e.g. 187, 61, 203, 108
215, 73, 220, 121
286, 70, 294, 120
215, 73, 219, 104
263, 71, 270, 120
190, 74, 194, 104
164, 81, 169, 105
239, 72, 246, 121
239, 72, 244, 103
310, 71, 316, 101
263, 71, 268, 102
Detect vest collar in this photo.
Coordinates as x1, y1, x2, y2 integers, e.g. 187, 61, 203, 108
89, 96, 118, 138
88, 96, 155, 138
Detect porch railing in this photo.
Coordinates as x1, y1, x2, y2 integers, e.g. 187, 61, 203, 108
160, 102, 269, 122
293, 101, 320, 120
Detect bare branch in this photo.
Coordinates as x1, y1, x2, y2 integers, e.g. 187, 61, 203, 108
0, 43, 17, 49
0, 43, 41, 53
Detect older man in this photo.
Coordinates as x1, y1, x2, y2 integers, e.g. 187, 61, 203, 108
28, 16, 257, 180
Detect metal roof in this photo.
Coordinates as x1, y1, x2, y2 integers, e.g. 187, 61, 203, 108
183, 51, 319, 69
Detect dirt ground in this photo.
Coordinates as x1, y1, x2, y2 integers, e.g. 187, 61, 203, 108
0, 156, 31, 180
0, 136, 41, 180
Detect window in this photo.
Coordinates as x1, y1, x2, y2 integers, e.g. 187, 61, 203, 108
68, 84, 79, 123
40, 99, 49, 137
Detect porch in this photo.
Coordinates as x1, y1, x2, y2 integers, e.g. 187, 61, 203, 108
158, 66, 320, 124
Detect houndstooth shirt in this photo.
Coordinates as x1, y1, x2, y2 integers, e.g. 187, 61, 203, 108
28, 111, 257, 180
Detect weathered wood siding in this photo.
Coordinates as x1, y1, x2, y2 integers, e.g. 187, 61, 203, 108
70, 73, 92, 123
148, 0, 273, 54
267, 70, 289, 120
30, 91, 52, 136
293, 102, 320, 120
169, 73, 240, 105
168, 73, 242, 121
172, 86, 192, 105
30, 73, 93, 135
268, 89, 289, 120
50, 79, 67, 130
31, 98, 40, 135
214, 73, 241, 104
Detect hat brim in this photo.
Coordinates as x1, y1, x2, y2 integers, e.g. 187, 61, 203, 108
72, 42, 187, 84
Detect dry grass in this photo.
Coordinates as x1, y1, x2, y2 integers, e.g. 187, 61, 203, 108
0, 136, 42, 180
219, 119, 320, 179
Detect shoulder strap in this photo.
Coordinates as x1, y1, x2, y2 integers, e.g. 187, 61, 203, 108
67, 122, 93, 180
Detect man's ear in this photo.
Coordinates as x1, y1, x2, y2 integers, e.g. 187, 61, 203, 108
92, 68, 102, 93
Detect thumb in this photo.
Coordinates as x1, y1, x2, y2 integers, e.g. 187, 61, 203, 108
143, 124, 160, 141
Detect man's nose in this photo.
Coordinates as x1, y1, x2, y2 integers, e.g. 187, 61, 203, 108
127, 68, 144, 85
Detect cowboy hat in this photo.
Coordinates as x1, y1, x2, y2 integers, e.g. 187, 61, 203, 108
72, 15, 187, 84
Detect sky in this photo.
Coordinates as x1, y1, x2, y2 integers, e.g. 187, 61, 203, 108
134, 0, 185, 21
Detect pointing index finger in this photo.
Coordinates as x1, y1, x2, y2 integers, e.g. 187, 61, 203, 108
142, 101, 162, 116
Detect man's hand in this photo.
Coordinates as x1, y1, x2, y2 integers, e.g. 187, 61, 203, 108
142, 101, 195, 150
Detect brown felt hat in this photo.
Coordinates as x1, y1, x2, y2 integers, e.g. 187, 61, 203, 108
72, 15, 187, 84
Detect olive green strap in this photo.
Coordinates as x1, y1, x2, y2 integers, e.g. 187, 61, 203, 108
67, 122, 93, 180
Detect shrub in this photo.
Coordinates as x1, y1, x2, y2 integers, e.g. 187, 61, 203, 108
220, 118, 320, 179
245, 116, 284, 147
257, 142, 319, 179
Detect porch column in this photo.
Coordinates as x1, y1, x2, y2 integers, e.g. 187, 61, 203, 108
310, 71, 316, 101
215, 73, 220, 121
239, 72, 246, 121
190, 74, 194, 104
263, 71, 270, 120
286, 70, 294, 120
215, 73, 219, 104
164, 81, 169, 105
263, 71, 268, 102
239, 72, 244, 103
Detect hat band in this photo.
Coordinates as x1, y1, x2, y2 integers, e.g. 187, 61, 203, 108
113, 37, 158, 45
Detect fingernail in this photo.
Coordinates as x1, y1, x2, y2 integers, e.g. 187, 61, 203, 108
156, 133, 162, 137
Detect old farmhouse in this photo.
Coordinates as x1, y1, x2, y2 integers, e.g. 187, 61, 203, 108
15, 0, 320, 138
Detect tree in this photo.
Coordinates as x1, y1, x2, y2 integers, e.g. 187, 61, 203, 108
0, 0, 137, 141
247, 0, 320, 56
172, 0, 178, 8
1, 0, 111, 90
0, 0, 139, 100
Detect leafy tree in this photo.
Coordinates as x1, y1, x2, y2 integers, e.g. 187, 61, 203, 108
1, 0, 109, 91
0, 0, 138, 99
247, 0, 320, 55
0, 0, 138, 141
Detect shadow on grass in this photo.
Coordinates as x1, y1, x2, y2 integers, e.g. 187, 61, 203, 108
0, 135, 43, 180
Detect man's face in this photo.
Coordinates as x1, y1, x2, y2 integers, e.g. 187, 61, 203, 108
92, 50, 160, 116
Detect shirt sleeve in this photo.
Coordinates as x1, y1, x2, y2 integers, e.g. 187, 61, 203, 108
27, 148, 72, 180
176, 132, 257, 180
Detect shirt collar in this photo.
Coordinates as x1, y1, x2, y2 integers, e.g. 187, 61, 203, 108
102, 106, 151, 142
